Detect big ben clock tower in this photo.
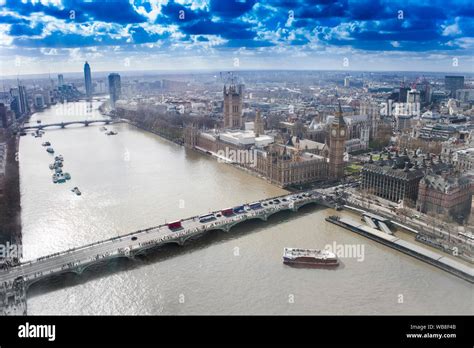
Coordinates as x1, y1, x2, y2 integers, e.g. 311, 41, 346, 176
329, 101, 347, 179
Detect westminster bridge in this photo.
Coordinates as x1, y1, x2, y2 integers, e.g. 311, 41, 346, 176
0, 188, 339, 314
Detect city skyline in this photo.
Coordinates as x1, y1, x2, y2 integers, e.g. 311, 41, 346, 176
0, 0, 473, 337
0, 0, 473, 76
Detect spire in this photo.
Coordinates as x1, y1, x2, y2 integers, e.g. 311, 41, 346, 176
332, 98, 346, 126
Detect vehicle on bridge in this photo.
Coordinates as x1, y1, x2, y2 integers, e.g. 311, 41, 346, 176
167, 220, 183, 231
249, 202, 263, 210
221, 208, 234, 217
199, 214, 216, 223
233, 205, 245, 214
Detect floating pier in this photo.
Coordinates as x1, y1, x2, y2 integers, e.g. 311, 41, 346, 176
326, 215, 474, 284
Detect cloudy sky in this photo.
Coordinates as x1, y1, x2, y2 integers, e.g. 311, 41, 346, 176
0, 0, 473, 76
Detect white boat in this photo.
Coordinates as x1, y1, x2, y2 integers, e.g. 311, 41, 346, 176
283, 248, 339, 267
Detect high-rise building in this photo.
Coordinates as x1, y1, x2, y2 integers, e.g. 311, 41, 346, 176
407, 89, 420, 104
20, 85, 28, 114
10, 85, 29, 118
58, 74, 64, 87
455, 89, 474, 102
84, 61, 92, 100
108, 73, 121, 108
34, 94, 45, 108
445, 76, 464, 97
399, 87, 410, 103
344, 77, 350, 87
328, 102, 347, 179
0, 103, 7, 128
223, 83, 243, 129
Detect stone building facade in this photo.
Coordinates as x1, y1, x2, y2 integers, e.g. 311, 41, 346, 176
361, 152, 429, 205
361, 151, 453, 206
183, 126, 329, 188
416, 173, 472, 222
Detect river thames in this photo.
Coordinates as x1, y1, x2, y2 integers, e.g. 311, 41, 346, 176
18, 100, 473, 315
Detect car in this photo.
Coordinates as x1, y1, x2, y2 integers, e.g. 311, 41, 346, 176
269, 201, 274, 205
131, 236, 138, 241
216, 214, 222, 218
262, 203, 268, 206
282, 198, 288, 202
273, 199, 281, 203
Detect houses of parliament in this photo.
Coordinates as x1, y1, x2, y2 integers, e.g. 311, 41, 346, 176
184, 82, 347, 188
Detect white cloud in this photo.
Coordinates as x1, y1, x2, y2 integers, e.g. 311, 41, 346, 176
442, 17, 461, 36
40, 47, 58, 55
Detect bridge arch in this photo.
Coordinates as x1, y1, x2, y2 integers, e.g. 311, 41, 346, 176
76, 253, 137, 274
24, 268, 82, 291
294, 200, 319, 211
264, 207, 294, 219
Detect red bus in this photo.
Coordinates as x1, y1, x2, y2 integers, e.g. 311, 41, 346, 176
221, 208, 234, 217
168, 220, 182, 231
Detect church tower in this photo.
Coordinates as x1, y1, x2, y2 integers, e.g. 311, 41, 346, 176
254, 110, 264, 137
223, 83, 243, 129
329, 101, 347, 179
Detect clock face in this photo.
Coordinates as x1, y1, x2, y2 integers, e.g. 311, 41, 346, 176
332, 129, 337, 136
340, 129, 346, 137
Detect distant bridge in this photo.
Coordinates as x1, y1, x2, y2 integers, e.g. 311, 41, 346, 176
21, 118, 126, 131
0, 189, 336, 298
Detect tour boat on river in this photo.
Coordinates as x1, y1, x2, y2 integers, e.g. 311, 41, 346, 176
283, 247, 339, 267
